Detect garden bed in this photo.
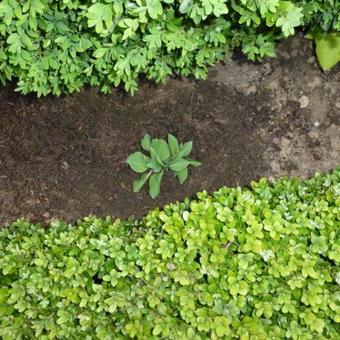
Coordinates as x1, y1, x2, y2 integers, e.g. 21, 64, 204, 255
0, 34, 339, 226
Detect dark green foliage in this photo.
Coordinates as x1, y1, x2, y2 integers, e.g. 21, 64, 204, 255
0, 0, 339, 96
0, 168, 339, 338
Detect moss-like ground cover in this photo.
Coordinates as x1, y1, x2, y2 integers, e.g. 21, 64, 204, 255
0, 169, 339, 338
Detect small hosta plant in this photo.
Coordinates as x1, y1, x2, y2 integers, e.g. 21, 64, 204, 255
126, 134, 201, 198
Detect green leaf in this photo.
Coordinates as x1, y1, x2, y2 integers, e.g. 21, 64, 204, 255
133, 172, 151, 192
30, 0, 45, 15
150, 139, 170, 161
144, 27, 163, 49
21, 33, 33, 48
146, 0, 163, 19
216, 325, 227, 337
119, 19, 139, 40
175, 167, 188, 184
169, 159, 190, 172
315, 32, 340, 71
150, 147, 165, 166
147, 158, 162, 172
188, 159, 201, 167
275, 4, 303, 37
93, 48, 108, 59
167, 134, 180, 157
0, 2, 13, 25
86, 3, 113, 34
149, 171, 163, 198
126, 152, 150, 173
153, 324, 162, 336
141, 134, 151, 151
179, 0, 193, 14
7, 33, 21, 54
179, 141, 193, 157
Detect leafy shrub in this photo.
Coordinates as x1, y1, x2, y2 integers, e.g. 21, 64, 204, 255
0, 168, 339, 339
0, 0, 339, 96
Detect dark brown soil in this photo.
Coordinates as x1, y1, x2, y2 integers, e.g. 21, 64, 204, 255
0, 35, 339, 226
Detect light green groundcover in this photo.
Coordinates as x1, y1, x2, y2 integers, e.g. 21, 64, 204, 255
0, 169, 339, 339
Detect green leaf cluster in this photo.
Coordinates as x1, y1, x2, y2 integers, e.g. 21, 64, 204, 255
0, 168, 339, 338
126, 134, 201, 198
0, 0, 338, 96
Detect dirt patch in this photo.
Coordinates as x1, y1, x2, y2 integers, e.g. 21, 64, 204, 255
0, 34, 339, 225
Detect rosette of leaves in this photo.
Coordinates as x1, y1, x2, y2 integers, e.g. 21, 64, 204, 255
126, 134, 201, 198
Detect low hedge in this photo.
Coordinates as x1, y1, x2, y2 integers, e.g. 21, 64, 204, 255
0, 169, 339, 339
0, 0, 339, 96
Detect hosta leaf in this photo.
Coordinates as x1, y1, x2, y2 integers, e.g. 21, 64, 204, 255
126, 152, 150, 173
141, 134, 151, 151
175, 167, 188, 184
167, 134, 180, 157
150, 139, 170, 161
149, 171, 163, 198
147, 158, 162, 172
169, 159, 190, 172
188, 159, 201, 167
150, 147, 165, 166
179, 141, 193, 157
315, 32, 340, 71
133, 172, 151, 192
